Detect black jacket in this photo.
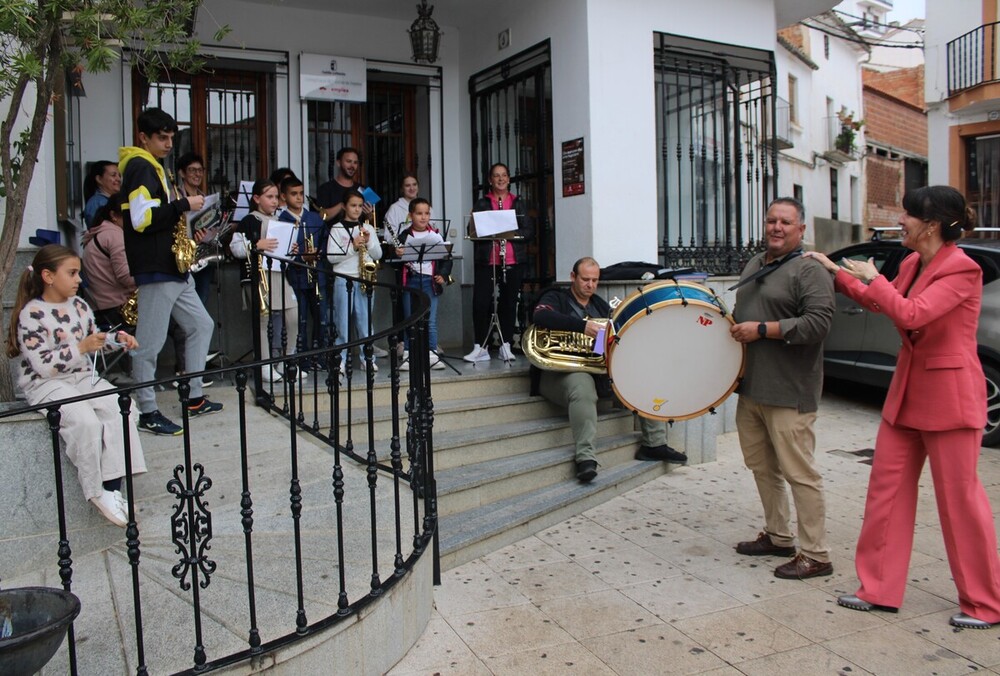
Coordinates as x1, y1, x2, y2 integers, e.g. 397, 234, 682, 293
119, 148, 190, 280
471, 194, 533, 266
529, 286, 612, 396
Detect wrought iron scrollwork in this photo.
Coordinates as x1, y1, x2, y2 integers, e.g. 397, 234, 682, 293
167, 463, 216, 591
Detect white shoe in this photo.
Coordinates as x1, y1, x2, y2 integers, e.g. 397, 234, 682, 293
91, 490, 127, 527
399, 350, 410, 371
359, 358, 379, 373
463, 344, 491, 363
430, 351, 445, 370
371, 345, 389, 358
499, 342, 516, 361
260, 365, 283, 383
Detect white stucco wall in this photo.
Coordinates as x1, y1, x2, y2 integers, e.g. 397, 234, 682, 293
0, 83, 59, 248
774, 22, 865, 241
924, 0, 984, 185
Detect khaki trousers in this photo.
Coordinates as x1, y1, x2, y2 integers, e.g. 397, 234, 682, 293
736, 394, 829, 562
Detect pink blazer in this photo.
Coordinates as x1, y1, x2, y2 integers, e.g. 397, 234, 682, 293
835, 242, 986, 431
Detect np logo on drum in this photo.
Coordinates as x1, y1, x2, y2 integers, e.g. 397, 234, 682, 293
697, 314, 714, 327
652, 398, 667, 412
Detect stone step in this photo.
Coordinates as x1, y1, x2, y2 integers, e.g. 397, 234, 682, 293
294, 392, 564, 443
436, 432, 645, 518
438, 458, 673, 571
430, 410, 636, 471
271, 365, 530, 412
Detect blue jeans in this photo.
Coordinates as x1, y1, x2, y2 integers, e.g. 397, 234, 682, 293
401, 273, 438, 351
333, 276, 371, 346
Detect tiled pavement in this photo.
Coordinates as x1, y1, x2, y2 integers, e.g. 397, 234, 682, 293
390, 387, 1000, 675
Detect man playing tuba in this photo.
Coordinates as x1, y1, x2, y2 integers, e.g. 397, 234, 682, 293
530, 257, 684, 483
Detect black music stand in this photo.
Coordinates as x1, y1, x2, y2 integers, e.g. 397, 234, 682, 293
395, 241, 458, 374
467, 223, 523, 366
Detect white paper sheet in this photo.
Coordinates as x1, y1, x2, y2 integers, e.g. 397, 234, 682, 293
263, 220, 295, 271
471, 210, 519, 237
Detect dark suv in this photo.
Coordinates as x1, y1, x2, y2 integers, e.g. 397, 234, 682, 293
823, 234, 1000, 446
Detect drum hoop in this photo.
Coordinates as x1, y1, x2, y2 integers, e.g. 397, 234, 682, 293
607, 297, 745, 423
612, 297, 732, 337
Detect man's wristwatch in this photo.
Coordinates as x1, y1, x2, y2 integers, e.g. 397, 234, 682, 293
757, 322, 767, 339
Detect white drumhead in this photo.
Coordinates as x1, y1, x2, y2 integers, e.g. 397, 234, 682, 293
608, 299, 744, 421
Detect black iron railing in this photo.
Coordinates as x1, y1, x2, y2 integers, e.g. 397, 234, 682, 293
0, 256, 436, 674
654, 33, 778, 275
947, 21, 1000, 96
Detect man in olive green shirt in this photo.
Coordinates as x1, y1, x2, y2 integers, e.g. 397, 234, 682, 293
730, 197, 835, 580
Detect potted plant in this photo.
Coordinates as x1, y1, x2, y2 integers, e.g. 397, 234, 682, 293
836, 110, 865, 155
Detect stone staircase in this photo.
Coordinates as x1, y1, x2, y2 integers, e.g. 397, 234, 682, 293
281, 356, 726, 572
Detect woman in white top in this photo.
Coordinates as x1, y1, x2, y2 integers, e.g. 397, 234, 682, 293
383, 173, 429, 243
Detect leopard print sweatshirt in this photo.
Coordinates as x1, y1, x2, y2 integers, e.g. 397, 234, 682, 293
16, 297, 97, 398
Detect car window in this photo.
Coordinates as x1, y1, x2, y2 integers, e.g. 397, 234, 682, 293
963, 250, 1000, 286
837, 248, 898, 280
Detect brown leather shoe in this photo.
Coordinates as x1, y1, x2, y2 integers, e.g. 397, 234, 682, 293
774, 553, 833, 579
735, 532, 796, 557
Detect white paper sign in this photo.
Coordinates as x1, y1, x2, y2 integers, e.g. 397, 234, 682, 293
300, 53, 367, 103
263, 220, 295, 271
471, 210, 519, 237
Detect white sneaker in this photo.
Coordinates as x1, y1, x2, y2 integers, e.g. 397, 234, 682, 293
499, 342, 516, 361
91, 490, 127, 527
463, 344, 491, 363
399, 350, 410, 371
430, 351, 445, 370
371, 345, 389, 358
359, 358, 379, 373
261, 365, 283, 383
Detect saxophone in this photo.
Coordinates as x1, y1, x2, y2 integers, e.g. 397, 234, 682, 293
168, 171, 198, 274
120, 291, 139, 327
357, 208, 379, 294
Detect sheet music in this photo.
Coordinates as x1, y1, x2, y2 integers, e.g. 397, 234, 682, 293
471, 210, 519, 237
264, 220, 295, 271
187, 193, 223, 235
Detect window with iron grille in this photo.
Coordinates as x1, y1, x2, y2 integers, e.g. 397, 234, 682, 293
655, 33, 778, 275
134, 67, 276, 201
305, 80, 427, 208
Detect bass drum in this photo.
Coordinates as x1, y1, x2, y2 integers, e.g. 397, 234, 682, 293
607, 280, 744, 421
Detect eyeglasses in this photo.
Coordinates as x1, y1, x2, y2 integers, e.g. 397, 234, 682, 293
185, 167, 205, 174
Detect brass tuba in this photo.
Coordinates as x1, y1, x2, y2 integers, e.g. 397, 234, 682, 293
522, 318, 611, 374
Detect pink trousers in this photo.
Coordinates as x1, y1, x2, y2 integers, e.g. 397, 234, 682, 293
855, 421, 1000, 622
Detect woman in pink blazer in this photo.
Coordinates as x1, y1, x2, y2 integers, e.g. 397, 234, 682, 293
807, 186, 1000, 629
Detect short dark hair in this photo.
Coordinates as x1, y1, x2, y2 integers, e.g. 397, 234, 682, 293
336, 147, 359, 161
280, 176, 304, 194
408, 197, 430, 214
902, 185, 977, 242
176, 152, 204, 173
343, 189, 365, 205
92, 193, 124, 226
572, 257, 599, 276
136, 107, 178, 136
767, 197, 806, 223
269, 167, 297, 185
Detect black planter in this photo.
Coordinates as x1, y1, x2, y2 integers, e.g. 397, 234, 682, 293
0, 587, 81, 674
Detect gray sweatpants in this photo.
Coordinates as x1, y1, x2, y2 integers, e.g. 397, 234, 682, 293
133, 277, 214, 413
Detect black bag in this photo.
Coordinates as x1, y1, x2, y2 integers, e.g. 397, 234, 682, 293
599, 261, 697, 280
